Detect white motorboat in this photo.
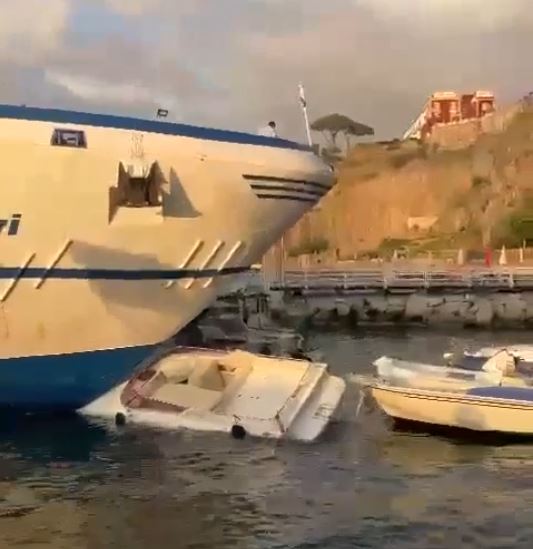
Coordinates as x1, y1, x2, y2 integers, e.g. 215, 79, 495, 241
442, 345, 533, 374
359, 382, 533, 435
197, 302, 306, 357
350, 350, 533, 435
0, 104, 334, 410
371, 351, 517, 391
465, 345, 533, 362
80, 347, 346, 442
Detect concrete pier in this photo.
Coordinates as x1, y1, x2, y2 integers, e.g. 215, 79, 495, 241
206, 266, 533, 330
266, 290, 533, 328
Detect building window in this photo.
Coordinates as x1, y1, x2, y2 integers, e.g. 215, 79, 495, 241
51, 128, 87, 148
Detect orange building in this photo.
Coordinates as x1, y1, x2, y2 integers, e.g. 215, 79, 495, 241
425, 90, 494, 137
406, 90, 495, 140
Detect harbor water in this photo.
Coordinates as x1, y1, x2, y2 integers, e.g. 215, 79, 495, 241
3, 329, 533, 548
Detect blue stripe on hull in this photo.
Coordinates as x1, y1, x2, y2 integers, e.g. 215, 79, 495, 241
0, 345, 157, 410
0, 104, 310, 151
0, 265, 249, 280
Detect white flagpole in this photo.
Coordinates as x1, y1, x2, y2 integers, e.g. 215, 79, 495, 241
299, 83, 313, 147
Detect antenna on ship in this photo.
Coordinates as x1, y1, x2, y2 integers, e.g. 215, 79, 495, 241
298, 83, 313, 147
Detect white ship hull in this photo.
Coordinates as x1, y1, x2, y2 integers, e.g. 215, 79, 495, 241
0, 105, 334, 409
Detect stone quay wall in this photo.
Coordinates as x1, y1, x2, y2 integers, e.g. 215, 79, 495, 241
268, 290, 533, 329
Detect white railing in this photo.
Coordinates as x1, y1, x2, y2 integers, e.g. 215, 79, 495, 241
262, 267, 533, 292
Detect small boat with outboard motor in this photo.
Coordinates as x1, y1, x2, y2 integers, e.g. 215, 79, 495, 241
445, 345, 533, 373
350, 350, 533, 435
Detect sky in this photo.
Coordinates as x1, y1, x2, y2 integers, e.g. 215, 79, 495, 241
1, 0, 532, 141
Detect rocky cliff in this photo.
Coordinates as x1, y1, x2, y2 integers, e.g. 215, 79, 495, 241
286, 100, 533, 259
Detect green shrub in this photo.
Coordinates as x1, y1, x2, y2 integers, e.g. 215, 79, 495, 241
378, 238, 411, 252
389, 152, 417, 169
492, 212, 533, 247
357, 250, 380, 260
472, 175, 491, 188
510, 215, 533, 240
288, 237, 330, 257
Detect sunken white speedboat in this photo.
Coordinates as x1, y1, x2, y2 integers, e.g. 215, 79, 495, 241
80, 347, 346, 441
352, 351, 533, 435
0, 104, 334, 410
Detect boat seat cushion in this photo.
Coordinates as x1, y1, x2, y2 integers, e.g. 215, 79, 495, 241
218, 350, 254, 371
467, 386, 533, 402
188, 360, 225, 391
482, 350, 516, 375
151, 384, 221, 411
157, 357, 194, 383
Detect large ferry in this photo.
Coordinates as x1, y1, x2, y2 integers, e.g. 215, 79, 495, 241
0, 104, 334, 410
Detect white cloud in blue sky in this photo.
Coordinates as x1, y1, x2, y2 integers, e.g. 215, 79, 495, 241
0, 0, 532, 141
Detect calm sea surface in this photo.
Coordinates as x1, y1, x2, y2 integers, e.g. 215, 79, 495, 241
3, 329, 533, 548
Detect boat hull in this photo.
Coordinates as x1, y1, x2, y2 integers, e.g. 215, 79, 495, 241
80, 349, 346, 442
0, 345, 157, 410
82, 378, 346, 442
0, 106, 334, 409
370, 384, 533, 434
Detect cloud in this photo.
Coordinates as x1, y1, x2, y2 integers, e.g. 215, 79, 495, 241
0, 1, 211, 120
221, 0, 533, 138
43, 33, 209, 118
361, 0, 532, 32
46, 71, 176, 108
0, 0, 70, 62
99, 0, 159, 16
98, 0, 197, 18
0, 0, 532, 140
